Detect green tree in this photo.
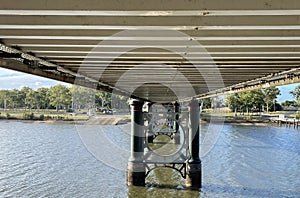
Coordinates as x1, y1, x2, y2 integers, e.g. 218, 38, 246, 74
48, 85, 71, 111
225, 93, 240, 116
0, 90, 11, 110
9, 89, 20, 109
201, 98, 212, 109
25, 89, 36, 111
226, 90, 265, 115
36, 87, 50, 109
0, 89, 21, 109
248, 89, 265, 112
0, 90, 6, 108
239, 91, 253, 114
70, 86, 95, 110
19, 86, 32, 108
95, 91, 111, 110
226, 94, 239, 111
262, 87, 281, 112
281, 100, 297, 107
290, 85, 300, 105
111, 94, 129, 112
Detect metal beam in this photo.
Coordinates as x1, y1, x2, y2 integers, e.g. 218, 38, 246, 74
0, 0, 299, 10
3, 29, 300, 37
2, 10, 300, 16
1, 15, 300, 26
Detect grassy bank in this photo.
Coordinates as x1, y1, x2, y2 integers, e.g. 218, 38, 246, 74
0, 109, 90, 121
201, 109, 300, 125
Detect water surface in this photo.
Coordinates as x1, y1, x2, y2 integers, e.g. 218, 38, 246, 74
0, 121, 300, 197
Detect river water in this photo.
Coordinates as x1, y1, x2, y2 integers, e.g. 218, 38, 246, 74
0, 121, 300, 197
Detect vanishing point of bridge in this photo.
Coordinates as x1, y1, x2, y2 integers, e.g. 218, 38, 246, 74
1, 0, 300, 189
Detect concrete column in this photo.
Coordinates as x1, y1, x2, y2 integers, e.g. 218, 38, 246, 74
146, 102, 154, 143
186, 98, 202, 189
127, 99, 145, 186
174, 101, 180, 144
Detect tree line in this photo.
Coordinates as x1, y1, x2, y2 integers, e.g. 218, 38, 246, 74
224, 85, 300, 114
226, 87, 281, 114
2, 84, 300, 114
0, 84, 128, 112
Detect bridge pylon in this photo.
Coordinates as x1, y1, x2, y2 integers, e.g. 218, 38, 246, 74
127, 98, 202, 189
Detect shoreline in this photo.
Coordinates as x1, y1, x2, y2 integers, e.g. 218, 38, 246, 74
200, 119, 272, 126
0, 114, 131, 125
0, 117, 274, 127
0, 118, 79, 124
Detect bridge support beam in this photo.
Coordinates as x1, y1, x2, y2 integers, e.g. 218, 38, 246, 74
127, 99, 145, 186
186, 98, 202, 189
146, 102, 154, 144
174, 101, 180, 144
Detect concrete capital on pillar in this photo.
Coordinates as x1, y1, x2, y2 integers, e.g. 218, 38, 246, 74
146, 102, 154, 107
130, 99, 144, 111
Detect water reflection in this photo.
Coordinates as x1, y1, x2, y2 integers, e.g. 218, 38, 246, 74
128, 185, 200, 198
0, 121, 300, 197
202, 184, 300, 198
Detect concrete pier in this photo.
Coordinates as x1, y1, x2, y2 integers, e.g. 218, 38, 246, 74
127, 99, 146, 186
146, 102, 154, 144
174, 101, 180, 144
186, 98, 202, 189
128, 98, 202, 189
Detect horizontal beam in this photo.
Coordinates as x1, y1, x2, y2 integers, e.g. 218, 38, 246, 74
50, 59, 300, 63
64, 64, 298, 68
40, 54, 300, 58
1, 10, 300, 16
4, 36, 300, 41
24, 48, 300, 54
65, 68, 290, 73
11, 45, 300, 55
95, 71, 275, 75
1, 25, 300, 30
4, 29, 300, 37
0, 15, 300, 26
0, 0, 299, 10
9, 45, 300, 53
92, 71, 266, 75
30, 52, 300, 57
8, 38, 300, 46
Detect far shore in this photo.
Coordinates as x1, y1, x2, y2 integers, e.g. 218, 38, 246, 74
0, 115, 276, 127
200, 119, 272, 126
0, 118, 80, 124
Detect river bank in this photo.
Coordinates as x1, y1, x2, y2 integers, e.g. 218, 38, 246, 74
0, 114, 274, 126
200, 118, 271, 126
0, 114, 131, 125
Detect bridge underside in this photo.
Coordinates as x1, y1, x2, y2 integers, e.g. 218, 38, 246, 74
1, 0, 300, 103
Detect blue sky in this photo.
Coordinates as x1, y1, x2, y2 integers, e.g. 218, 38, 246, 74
0, 67, 69, 90
277, 83, 298, 102
0, 67, 298, 102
